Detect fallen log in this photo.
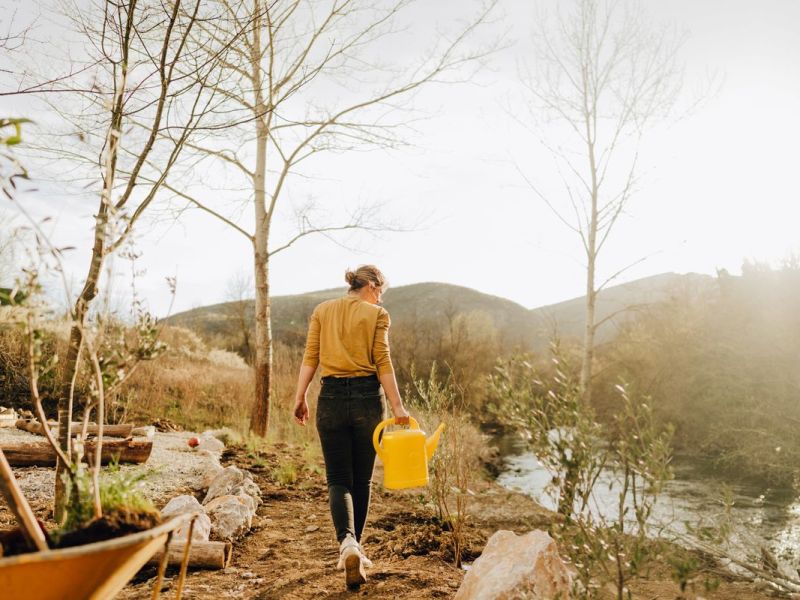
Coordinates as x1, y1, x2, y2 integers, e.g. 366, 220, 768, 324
15, 420, 134, 438
0, 439, 153, 467
147, 540, 232, 570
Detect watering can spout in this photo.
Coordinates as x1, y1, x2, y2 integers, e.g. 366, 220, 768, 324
425, 423, 445, 458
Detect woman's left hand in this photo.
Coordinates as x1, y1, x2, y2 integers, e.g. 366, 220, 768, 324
293, 397, 309, 426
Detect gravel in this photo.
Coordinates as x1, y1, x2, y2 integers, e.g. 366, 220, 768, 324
0, 427, 220, 526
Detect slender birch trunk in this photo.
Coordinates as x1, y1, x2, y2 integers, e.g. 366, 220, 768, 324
579, 93, 600, 405
248, 6, 272, 436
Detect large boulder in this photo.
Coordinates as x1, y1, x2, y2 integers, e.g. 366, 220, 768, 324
206, 495, 253, 541
160, 495, 211, 541
455, 530, 572, 600
204, 466, 261, 508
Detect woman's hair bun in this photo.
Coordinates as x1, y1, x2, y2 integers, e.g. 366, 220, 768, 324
345, 265, 386, 291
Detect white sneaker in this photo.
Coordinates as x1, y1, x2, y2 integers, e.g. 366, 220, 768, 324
337, 534, 366, 588
357, 542, 374, 568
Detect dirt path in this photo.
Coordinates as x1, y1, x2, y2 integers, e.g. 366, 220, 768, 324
118, 441, 544, 600
116, 443, 774, 600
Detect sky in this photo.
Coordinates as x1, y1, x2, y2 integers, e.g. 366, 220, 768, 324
1, 0, 799, 317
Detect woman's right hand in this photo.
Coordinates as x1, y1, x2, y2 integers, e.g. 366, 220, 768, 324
293, 396, 309, 426
393, 407, 410, 427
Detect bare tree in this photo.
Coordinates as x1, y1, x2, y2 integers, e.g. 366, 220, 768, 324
163, 0, 498, 436
520, 0, 682, 402
17, 0, 245, 519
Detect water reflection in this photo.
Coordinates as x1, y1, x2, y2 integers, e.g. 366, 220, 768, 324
495, 436, 799, 568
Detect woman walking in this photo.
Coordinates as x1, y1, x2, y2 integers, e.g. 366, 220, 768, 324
292, 265, 409, 588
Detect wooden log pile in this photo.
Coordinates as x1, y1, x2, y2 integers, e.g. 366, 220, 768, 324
0, 438, 153, 467
15, 420, 134, 438
0, 419, 152, 467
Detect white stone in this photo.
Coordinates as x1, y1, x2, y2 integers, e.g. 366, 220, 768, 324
194, 455, 224, 492
454, 530, 572, 600
160, 495, 211, 542
206, 494, 252, 540
196, 431, 225, 454
204, 466, 261, 508
235, 493, 258, 516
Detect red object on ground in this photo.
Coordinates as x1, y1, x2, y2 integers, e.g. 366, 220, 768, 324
187, 437, 199, 448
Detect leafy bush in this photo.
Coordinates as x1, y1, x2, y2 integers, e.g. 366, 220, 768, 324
488, 349, 605, 519
488, 348, 674, 598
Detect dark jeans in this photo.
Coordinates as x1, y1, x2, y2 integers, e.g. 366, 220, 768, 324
316, 375, 384, 543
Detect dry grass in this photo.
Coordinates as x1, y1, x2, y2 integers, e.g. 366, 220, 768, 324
108, 330, 322, 446
116, 355, 253, 431
266, 341, 320, 446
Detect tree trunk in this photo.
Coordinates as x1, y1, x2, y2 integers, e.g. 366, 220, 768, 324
248, 95, 272, 435
579, 262, 596, 404
250, 241, 272, 437
248, 8, 273, 437
579, 106, 600, 405
55, 206, 108, 521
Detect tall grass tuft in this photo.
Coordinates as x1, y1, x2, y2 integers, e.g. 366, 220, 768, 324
408, 364, 489, 567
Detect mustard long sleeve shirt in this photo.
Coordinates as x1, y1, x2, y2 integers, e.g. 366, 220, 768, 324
301, 295, 394, 378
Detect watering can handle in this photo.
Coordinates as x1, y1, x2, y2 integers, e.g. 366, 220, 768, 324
372, 416, 420, 460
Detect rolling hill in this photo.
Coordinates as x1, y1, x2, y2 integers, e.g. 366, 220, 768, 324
166, 272, 716, 352
529, 272, 715, 346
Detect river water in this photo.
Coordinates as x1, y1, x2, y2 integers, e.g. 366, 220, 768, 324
495, 435, 800, 569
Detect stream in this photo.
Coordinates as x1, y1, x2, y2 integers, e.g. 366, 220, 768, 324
495, 435, 800, 570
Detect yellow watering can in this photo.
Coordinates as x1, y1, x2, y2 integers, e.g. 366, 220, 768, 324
372, 417, 445, 490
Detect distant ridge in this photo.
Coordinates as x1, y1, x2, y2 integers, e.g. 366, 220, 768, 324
166, 273, 715, 351
529, 272, 715, 345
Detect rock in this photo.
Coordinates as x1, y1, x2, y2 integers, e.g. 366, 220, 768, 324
204, 466, 261, 508
160, 495, 211, 541
195, 431, 225, 454
205, 493, 257, 516
454, 530, 572, 600
193, 455, 224, 492
236, 493, 258, 516
206, 495, 253, 541
304, 525, 319, 533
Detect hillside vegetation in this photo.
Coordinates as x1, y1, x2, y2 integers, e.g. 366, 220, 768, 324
4, 269, 796, 486
593, 263, 800, 486
166, 269, 800, 487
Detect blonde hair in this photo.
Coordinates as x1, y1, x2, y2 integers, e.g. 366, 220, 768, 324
345, 265, 387, 292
